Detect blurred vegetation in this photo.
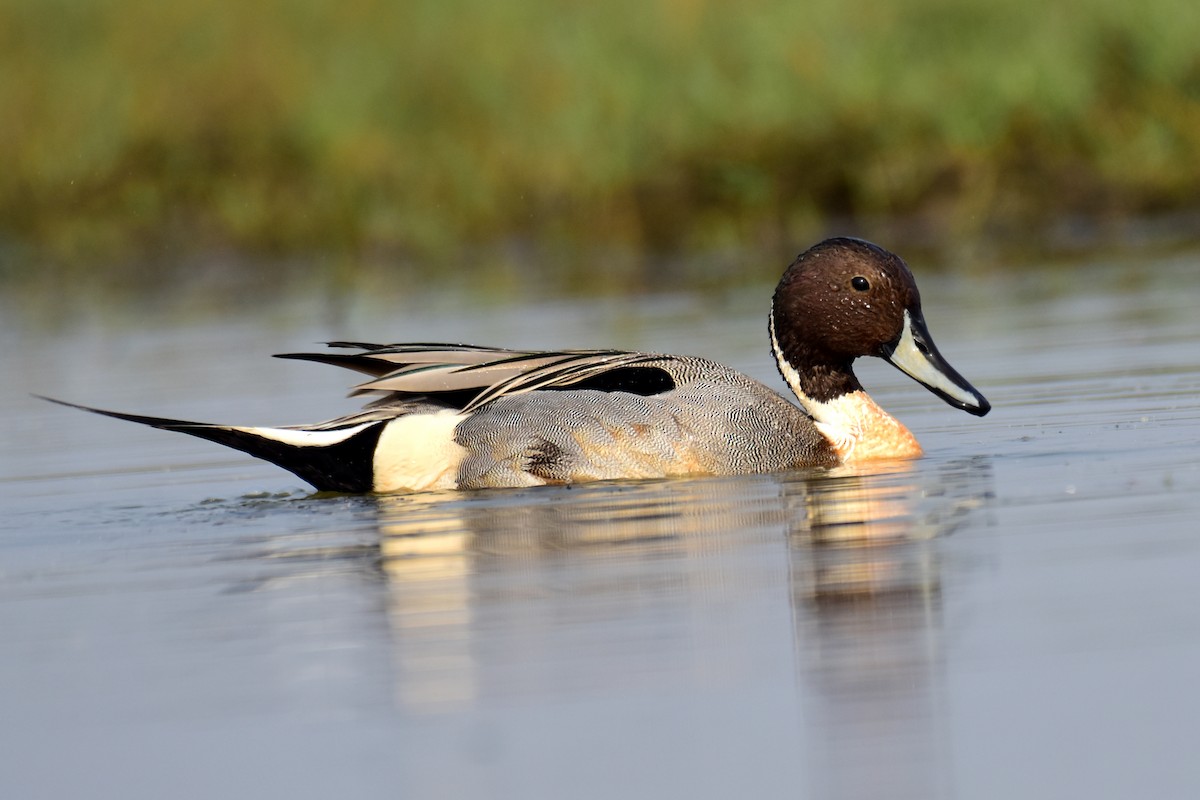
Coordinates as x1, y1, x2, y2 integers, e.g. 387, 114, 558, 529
2, 0, 1199, 292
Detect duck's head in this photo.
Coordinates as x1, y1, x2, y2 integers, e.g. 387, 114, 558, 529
770, 237, 990, 417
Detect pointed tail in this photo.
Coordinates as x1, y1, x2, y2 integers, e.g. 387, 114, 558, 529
39, 397, 385, 493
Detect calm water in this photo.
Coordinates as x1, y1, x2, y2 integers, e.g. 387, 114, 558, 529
3, 253, 1200, 799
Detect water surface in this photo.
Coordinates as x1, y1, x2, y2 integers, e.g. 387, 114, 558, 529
3, 254, 1199, 799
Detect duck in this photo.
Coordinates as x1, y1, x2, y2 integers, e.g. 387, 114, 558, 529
46, 238, 989, 493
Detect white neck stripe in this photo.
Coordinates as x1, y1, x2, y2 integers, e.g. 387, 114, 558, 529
770, 312, 815, 415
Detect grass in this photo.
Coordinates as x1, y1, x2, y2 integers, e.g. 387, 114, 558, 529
2, 0, 1199, 290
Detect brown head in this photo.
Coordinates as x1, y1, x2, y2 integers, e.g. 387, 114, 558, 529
770, 237, 990, 415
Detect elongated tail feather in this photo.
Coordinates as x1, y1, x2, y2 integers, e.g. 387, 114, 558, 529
39, 397, 384, 492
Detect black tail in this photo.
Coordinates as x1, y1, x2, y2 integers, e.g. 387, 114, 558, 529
39, 397, 385, 493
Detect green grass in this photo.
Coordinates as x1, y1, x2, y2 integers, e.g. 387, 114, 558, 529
2, 0, 1199, 287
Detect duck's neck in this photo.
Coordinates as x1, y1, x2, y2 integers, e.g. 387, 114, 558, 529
769, 315, 922, 462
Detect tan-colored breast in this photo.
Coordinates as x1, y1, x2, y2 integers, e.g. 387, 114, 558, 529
810, 390, 924, 463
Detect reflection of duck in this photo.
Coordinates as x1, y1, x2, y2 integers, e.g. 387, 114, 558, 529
791, 464, 928, 602
790, 458, 991, 601
787, 458, 992, 800
49, 238, 989, 493
374, 459, 993, 712
376, 477, 794, 711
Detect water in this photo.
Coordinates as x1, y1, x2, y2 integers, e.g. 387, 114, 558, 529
3, 252, 1199, 799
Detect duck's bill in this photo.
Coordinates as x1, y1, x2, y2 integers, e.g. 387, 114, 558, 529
881, 309, 991, 416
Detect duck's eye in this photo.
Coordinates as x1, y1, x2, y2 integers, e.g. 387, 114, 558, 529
851, 276, 870, 292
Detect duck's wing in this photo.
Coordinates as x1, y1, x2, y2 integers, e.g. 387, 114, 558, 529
276, 343, 679, 412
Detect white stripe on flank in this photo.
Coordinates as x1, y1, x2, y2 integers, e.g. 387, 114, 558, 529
372, 410, 468, 493
234, 423, 375, 447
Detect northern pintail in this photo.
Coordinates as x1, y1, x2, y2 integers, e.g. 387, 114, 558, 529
48, 238, 989, 493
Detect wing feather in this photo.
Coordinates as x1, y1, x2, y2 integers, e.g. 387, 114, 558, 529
276, 343, 529, 377
277, 342, 677, 410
